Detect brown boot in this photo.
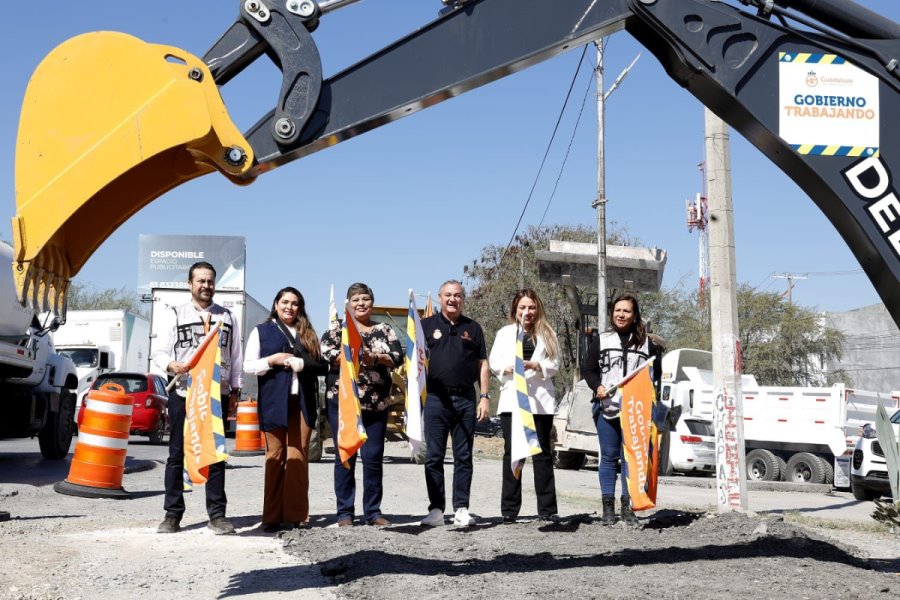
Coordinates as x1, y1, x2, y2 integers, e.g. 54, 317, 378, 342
620, 497, 639, 525
601, 496, 617, 524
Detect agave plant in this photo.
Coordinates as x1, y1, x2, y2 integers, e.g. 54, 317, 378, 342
872, 402, 900, 531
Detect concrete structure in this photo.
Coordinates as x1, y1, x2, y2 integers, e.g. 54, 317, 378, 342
535, 240, 666, 292
824, 303, 900, 393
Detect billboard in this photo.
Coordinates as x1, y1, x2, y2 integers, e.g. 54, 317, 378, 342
138, 235, 246, 291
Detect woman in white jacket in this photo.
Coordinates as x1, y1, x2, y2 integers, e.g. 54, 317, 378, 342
489, 288, 560, 523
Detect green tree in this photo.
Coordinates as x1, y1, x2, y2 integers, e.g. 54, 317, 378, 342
645, 284, 847, 386
66, 281, 147, 316
462, 223, 636, 393
734, 285, 847, 386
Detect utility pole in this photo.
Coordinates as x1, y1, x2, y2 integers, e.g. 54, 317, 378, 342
773, 272, 808, 303
705, 108, 747, 512
593, 41, 639, 331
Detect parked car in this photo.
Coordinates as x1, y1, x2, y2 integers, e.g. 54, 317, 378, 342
77, 372, 169, 445
850, 408, 900, 501
664, 416, 716, 476
476, 416, 504, 438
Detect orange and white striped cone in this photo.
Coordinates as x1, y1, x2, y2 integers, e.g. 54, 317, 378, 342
55, 383, 133, 498
231, 400, 264, 456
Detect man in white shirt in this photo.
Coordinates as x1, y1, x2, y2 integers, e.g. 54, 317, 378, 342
151, 262, 243, 535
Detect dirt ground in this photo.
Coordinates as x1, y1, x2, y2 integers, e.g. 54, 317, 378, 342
0, 437, 898, 599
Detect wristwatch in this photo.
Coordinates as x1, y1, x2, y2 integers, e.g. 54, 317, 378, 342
479, 393, 491, 400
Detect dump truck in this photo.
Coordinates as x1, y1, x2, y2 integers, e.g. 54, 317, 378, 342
660, 348, 900, 487
0, 242, 78, 458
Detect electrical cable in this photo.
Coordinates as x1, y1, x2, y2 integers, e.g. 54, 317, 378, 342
497, 44, 589, 268
537, 53, 595, 227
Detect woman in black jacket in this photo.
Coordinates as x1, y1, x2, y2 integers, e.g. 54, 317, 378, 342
244, 286, 327, 532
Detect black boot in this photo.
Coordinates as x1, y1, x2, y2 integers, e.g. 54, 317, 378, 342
601, 496, 617, 524
620, 497, 638, 525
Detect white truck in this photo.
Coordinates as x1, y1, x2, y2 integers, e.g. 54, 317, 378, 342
148, 287, 269, 408
0, 243, 79, 459
660, 348, 900, 488
53, 309, 151, 421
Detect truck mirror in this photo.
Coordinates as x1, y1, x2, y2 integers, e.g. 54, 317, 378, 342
99, 353, 110, 369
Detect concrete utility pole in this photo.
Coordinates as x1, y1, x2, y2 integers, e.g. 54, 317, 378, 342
704, 108, 748, 512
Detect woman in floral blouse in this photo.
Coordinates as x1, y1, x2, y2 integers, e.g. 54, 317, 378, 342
320, 282, 402, 527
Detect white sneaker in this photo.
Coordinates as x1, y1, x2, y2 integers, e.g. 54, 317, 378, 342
420, 508, 445, 527
453, 507, 476, 526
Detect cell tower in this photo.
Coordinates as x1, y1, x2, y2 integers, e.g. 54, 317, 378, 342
686, 163, 709, 308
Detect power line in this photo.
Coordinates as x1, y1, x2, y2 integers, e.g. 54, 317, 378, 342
498, 44, 589, 268
537, 54, 595, 227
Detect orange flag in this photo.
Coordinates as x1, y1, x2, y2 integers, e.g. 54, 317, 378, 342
337, 305, 367, 467
183, 323, 228, 484
617, 359, 658, 511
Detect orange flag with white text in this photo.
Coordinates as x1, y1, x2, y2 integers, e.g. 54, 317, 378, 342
617, 359, 658, 511
183, 323, 228, 484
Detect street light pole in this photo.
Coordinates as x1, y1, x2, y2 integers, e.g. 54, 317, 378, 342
592, 42, 640, 333
594, 39, 608, 332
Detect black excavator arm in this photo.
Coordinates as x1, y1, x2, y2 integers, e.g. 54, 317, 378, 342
204, 0, 900, 322
13, 0, 900, 324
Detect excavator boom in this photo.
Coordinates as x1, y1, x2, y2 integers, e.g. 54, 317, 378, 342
12, 0, 900, 325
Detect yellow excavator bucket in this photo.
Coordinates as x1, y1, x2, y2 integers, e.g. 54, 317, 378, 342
13, 31, 255, 315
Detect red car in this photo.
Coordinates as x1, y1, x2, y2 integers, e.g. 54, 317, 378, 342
77, 372, 169, 445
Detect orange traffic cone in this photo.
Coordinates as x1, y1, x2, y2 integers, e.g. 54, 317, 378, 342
55, 383, 133, 498
232, 399, 264, 456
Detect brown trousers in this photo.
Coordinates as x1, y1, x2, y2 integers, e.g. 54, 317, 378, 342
262, 402, 312, 525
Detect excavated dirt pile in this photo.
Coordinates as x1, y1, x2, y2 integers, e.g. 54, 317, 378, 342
279, 510, 898, 600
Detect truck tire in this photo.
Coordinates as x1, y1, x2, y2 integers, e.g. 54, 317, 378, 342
784, 452, 826, 484
39, 392, 76, 460
817, 456, 834, 485
774, 455, 787, 481
553, 450, 586, 470
746, 449, 782, 482
851, 478, 878, 501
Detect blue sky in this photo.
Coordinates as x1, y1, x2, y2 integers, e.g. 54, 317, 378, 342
2, 0, 898, 332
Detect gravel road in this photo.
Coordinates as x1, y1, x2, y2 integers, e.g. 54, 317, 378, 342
0, 437, 897, 599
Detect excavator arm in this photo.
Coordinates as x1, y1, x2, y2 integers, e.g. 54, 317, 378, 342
13, 0, 900, 324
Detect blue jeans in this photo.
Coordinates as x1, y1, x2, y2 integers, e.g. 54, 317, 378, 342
594, 405, 629, 499
424, 392, 476, 512
326, 399, 389, 523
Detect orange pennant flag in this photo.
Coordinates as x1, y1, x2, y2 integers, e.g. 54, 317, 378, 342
337, 304, 368, 467
183, 323, 228, 484
618, 359, 658, 511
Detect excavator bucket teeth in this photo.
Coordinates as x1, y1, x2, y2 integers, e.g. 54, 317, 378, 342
13, 31, 255, 315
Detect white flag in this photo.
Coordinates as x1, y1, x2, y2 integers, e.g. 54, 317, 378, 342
405, 289, 427, 458
328, 284, 338, 325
